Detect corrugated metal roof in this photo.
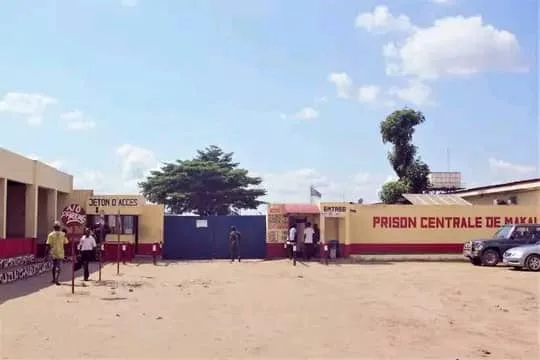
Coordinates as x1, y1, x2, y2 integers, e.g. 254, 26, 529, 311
452, 178, 540, 196
283, 204, 320, 214
402, 193, 472, 205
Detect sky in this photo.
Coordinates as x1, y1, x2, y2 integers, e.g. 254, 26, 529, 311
0, 0, 538, 205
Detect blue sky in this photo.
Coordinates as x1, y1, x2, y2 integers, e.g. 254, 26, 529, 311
0, 0, 538, 203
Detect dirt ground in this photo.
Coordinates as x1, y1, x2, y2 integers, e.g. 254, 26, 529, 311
1, 259, 538, 359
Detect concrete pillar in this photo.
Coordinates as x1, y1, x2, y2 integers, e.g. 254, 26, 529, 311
344, 213, 351, 257
25, 184, 38, 238
320, 216, 326, 243
345, 213, 351, 245
47, 189, 58, 228
0, 178, 6, 239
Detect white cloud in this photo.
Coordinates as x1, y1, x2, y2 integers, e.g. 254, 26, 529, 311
328, 72, 353, 99
431, 0, 455, 4
258, 168, 390, 204
357, 85, 381, 103
61, 110, 97, 131
0, 92, 57, 126
293, 107, 319, 120
488, 158, 537, 178
72, 170, 124, 194
116, 144, 157, 181
388, 79, 433, 106
26, 154, 64, 169
314, 96, 328, 104
120, 0, 137, 7
355, 5, 415, 34
383, 15, 527, 79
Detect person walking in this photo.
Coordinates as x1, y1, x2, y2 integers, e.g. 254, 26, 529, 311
77, 228, 97, 281
229, 226, 241, 262
287, 224, 297, 259
303, 222, 315, 261
46, 221, 69, 285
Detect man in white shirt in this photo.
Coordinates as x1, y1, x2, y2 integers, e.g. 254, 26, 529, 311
76, 228, 97, 281
287, 224, 297, 259
303, 222, 315, 261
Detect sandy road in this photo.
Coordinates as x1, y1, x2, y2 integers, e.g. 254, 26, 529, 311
1, 259, 538, 359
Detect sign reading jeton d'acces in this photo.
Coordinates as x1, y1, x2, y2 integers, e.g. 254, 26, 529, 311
88, 197, 140, 207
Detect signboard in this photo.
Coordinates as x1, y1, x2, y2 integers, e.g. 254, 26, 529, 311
267, 204, 288, 243
322, 205, 347, 218
372, 215, 538, 229
196, 219, 208, 228
88, 197, 142, 208
61, 204, 87, 226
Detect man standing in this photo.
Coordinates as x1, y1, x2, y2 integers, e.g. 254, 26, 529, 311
229, 226, 241, 262
77, 228, 97, 281
46, 221, 69, 285
287, 224, 297, 259
303, 222, 315, 261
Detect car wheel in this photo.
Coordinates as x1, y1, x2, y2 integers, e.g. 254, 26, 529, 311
481, 249, 500, 266
525, 254, 540, 272
470, 258, 482, 266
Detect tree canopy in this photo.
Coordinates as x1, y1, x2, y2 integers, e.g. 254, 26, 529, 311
379, 108, 431, 204
139, 145, 266, 215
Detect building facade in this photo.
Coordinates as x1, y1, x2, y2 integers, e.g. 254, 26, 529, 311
452, 179, 540, 206
266, 201, 538, 257
0, 148, 163, 260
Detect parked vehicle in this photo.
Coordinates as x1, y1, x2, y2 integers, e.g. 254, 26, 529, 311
503, 242, 540, 271
463, 224, 540, 266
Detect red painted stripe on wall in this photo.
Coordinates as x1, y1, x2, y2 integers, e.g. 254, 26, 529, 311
345, 243, 463, 255
266, 243, 287, 259
0, 238, 36, 258
266, 242, 463, 259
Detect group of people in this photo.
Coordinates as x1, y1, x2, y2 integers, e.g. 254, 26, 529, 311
46, 221, 98, 285
287, 222, 320, 261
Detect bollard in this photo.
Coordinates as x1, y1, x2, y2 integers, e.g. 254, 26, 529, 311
121, 244, 127, 265
99, 243, 105, 281
152, 243, 158, 265
324, 244, 329, 265
292, 244, 297, 266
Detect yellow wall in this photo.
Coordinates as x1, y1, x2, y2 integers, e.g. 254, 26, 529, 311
463, 189, 539, 206
341, 204, 538, 244
0, 148, 165, 247
34, 162, 72, 194
0, 148, 34, 184
0, 148, 72, 240
0, 148, 72, 193
65, 190, 164, 244
140, 205, 165, 244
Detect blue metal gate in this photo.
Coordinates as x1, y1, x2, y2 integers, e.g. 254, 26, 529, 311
163, 215, 266, 260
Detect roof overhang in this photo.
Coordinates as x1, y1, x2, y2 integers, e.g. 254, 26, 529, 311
402, 193, 472, 205
455, 180, 540, 198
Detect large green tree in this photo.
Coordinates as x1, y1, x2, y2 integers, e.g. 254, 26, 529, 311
139, 145, 266, 215
379, 108, 431, 204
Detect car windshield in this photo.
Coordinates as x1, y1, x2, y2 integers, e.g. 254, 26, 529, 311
493, 225, 513, 239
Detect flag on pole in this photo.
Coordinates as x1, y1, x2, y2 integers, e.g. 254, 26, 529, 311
310, 185, 322, 198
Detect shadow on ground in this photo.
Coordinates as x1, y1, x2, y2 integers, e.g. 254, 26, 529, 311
0, 262, 102, 304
